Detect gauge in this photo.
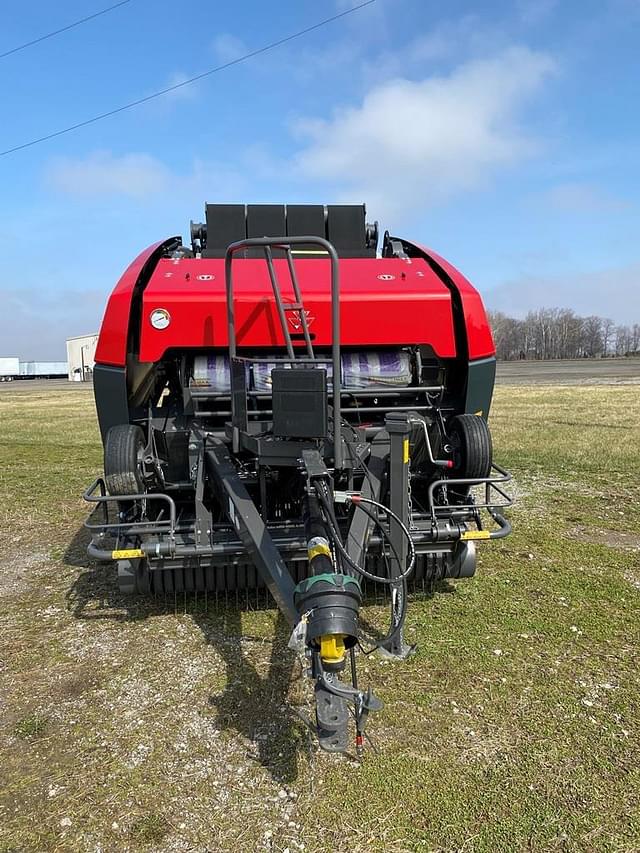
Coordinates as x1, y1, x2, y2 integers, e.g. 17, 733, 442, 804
150, 308, 171, 330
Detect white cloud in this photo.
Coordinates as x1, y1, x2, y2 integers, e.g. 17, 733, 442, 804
485, 262, 640, 323
162, 71, 198, 101
516, 0, 558, 26
292, 46, 555, 220
47, 151, 173, 198
211, 33, 249, 64
46, 151, 253, 202
542, 182, 631, 213
46, 45, 556, 220
367, 15, 487, 75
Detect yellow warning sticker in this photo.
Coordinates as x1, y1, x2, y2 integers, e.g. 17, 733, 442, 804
403, 438, 410, 464
111, 548, 144, 560
460, 530, 491, 541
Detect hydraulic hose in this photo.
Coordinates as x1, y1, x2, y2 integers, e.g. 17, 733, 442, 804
315, 483, 416, 585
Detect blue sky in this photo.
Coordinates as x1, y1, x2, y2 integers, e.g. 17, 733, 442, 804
1, 0, 639, 359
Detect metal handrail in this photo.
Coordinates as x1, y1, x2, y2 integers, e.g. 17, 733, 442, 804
427, 463, 513, 522
224, 235, 342, 468
83, 477, 177, 537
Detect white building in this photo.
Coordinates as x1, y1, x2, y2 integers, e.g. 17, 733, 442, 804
66, 333, 98, 381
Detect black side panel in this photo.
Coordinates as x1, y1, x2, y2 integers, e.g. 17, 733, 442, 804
202, 203, 374, 257
326, 204, 373, 258
247, 204, 287, 258
287, 204, 326, 252
203, 204, 246, 257
247, 204, 286, 238
93, 364, 129, 443
465, 357, 496, 419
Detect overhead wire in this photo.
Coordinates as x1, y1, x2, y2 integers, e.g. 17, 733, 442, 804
0, 1, 133, 60
0, 0, 377, 157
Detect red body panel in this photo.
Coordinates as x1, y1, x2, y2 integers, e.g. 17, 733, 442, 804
95, 240, 495, 368
138, 257, 457, 362
414, 244, 495, 360
95, 240, 168, 367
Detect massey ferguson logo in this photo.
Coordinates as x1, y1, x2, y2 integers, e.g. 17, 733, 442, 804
287, 309, 315, 331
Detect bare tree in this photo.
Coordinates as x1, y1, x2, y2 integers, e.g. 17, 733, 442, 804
615, 325, 633, 356
602, 318, 615, 356
583, 316, 603, 357
487, 309, 638, 360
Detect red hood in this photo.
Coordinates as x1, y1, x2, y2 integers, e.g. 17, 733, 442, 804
136, 256, 457, 363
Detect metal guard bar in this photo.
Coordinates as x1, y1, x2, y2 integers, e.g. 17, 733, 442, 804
427, 463, 513, 539
83, 478, 177, 538
224, 235, 342, 469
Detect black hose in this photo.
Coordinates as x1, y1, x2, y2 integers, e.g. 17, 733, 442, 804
313, 479, 414, 651
354, 501, 409, 650
315, 484, 416, 585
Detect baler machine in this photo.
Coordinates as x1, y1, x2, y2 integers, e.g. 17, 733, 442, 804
84, 204, 512, 753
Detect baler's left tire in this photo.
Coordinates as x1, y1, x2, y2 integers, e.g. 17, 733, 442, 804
449, 414, 492, 480
104, 424, 146, 496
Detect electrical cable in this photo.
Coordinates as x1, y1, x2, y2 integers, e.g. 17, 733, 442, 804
0, 1, 133, 60
0, 0, 376, 157
355, 495, 416, 579
330, 495, 409, 654
353, 500, 410, 648
311, 443, 414, 648
315, 482, 416, 584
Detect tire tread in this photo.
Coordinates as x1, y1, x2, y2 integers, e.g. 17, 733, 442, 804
450, 414, 492, 479
104, 424, 145, 496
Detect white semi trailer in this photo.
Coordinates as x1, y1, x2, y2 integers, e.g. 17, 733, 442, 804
19, 361, 68, 379
0, 357, 20, 381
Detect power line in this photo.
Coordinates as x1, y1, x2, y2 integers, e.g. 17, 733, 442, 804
0, 0, 376, 158
0, 1, 133, 61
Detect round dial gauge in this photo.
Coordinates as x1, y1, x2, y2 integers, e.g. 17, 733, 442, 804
150, 308, 171, 330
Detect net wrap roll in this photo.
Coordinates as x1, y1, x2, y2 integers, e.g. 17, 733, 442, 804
191, 350, 411, 392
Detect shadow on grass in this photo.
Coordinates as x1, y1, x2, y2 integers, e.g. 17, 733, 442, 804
64, 525, 456, 783
64, 526, 305, 784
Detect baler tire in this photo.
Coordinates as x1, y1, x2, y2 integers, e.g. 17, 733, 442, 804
449, 414, 492, 480
104, 424, 146, 496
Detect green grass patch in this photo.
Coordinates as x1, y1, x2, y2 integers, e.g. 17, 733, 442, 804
13, 713, 49, 739
0, 383, 639, 851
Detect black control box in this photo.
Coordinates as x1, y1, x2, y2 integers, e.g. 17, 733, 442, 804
272, 368, 328, 439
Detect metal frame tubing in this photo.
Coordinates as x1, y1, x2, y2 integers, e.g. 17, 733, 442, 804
225, 235, 342, 469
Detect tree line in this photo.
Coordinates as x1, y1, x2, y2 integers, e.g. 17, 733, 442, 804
487, 309, 640, 361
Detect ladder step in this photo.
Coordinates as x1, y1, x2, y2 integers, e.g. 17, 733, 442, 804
283, 302, 304, 311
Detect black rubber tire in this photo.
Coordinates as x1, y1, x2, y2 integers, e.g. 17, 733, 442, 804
104, 424, 146, 496
449, 414, 492, 479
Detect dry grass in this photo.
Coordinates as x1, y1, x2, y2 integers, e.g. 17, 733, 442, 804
0, 383, 639, 852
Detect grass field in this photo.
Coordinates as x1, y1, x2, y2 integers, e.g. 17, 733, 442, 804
1, 383, 639, 852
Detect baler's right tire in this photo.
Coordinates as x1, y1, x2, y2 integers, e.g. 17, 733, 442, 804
449, 414, 492, 480
104, 424, 146, 496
